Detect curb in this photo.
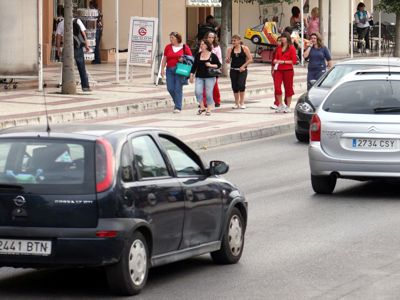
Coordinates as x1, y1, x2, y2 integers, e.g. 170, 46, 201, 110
186, 122, 294, 151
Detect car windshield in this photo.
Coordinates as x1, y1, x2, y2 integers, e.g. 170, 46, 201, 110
252, 24, 264, 31
0, 138, 95, 194
318, 64, 373, 89
322, 80, 400, 114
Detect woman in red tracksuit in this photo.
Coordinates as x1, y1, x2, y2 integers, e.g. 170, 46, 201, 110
273, 32, 297, 113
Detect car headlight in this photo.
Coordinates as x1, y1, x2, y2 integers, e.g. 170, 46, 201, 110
297, 102, 314, 113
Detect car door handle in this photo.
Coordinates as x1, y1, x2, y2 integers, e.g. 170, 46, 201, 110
186, 190, 194, 201
147, 193, 157, 206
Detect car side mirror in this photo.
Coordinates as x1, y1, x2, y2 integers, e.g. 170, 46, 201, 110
209, 160, 229, 176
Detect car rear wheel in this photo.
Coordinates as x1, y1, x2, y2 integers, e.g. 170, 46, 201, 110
106, 231, 149, 296
211, 207, 245, 264
295, 131, 309, 143
311, 174, 337, 194
251, 35, 261, 44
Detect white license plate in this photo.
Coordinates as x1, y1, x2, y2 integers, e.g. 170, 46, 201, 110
352, 138, 397, 149
0, 239, 52, 256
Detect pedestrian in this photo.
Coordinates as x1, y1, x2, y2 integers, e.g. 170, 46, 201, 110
56, 10, 91, 92
202, 31, 222, 108
354, 2, 372, 53
290, 6, 307, 36
190, 40, 221, 116
270, 36, 288, 110
303, 32, 332, 90
161, 32, 193, 113
226, 35, 253, 109
273, 32, 297, 113
89, 0, 103, 64
306, 7, 319, 38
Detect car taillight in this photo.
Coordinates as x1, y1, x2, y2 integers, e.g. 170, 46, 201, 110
310, 114, 321, 142
95, 138, 115, 193
96, 230, 117, 238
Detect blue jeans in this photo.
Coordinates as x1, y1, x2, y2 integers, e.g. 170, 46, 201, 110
195, 77, 216, 105
166, 67, 184, 110
74, 47, 89, 89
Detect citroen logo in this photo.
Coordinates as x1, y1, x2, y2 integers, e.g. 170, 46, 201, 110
13, 196, 26, 207
368, 126, 378, 133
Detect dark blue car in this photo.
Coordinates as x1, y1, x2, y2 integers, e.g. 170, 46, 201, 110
0, 124, 247, 295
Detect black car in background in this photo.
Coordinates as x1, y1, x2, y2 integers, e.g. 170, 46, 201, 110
294, 58, 400, 142
0, 124, 247, 296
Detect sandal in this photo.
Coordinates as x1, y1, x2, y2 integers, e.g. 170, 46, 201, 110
205, 111, 211, 116
197, 109, 206, 115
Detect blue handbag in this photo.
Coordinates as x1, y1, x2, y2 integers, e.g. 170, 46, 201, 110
175, 63, 192, 77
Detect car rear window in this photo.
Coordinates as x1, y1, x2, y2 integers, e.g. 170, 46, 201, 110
0, 138, 95, 194
322, 80, 400, 114
318, 64, 382, 89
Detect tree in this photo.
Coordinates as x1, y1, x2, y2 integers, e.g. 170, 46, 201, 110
61, 0, 76, 94
375, 0, 400, 57
220, 0, 292, 75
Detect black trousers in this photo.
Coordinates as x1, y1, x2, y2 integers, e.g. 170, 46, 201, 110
230, 69, 247, 93
357, 27, 370, 50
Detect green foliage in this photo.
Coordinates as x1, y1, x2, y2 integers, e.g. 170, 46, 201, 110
375, 0, 400, 14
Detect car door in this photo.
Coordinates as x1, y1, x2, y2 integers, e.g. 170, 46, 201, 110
121, 134, 185, 256
157, 134, 223, 249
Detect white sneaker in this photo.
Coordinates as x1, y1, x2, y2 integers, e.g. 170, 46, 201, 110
232, 104, 240, 109
365, 49, 370, 54
270, 104, 278, 110
275, 105, 284, 113
283, 107, 292, 113
357, 48, 362, 53
239, 105, 246, 109
173, 109, 181, 113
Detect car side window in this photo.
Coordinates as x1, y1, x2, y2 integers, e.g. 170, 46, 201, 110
131, 135, 169, 179
159, 136, 203, 177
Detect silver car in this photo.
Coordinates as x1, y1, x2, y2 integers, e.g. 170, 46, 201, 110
309, 68, 400, 194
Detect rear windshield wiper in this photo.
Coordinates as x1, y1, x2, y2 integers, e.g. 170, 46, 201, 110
374, 106, 400, 113
0, 183, 24, 190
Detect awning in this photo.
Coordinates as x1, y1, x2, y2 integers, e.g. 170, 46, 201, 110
186, 0, 221, 7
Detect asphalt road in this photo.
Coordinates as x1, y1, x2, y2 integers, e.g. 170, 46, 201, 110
1, 134, 400, 299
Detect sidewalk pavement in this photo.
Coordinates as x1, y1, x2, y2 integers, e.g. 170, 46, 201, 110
0, 61, 309, 149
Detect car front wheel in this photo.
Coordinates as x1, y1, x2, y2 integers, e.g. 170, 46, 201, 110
106, 231, 149, 296
311, 174, 337, 194
251, 35, 261, 44
211, 207, 245, 264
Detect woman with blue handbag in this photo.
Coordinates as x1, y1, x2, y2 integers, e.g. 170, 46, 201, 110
161, 32, 193, 113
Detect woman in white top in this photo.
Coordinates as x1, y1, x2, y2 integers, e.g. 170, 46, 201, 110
201, 31, 222, 107
354, 2, 372, 53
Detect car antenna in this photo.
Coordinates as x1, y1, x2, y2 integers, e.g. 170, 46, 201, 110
42, 83, 51, 134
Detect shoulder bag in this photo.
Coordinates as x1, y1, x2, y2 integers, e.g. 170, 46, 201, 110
175, 44, 193, 77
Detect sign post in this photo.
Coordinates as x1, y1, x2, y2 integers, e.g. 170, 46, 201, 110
126, 17, 158, 81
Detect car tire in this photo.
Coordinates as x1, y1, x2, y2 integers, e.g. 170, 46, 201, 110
295, 131, 309, 143
251, 36, 261, 44
211, 207, 245, 264
311, 174, 337, 194
106, 231, 149, 296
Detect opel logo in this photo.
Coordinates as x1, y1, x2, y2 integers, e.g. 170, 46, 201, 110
13, 196, 26, 207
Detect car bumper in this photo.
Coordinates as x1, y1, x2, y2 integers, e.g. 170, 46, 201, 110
0, 219, 133, 268
309, 142, 400, 178
294, 107, 313, 135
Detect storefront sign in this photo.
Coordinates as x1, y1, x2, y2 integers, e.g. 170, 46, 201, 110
126, 17, 158, 67
186, 0, 221, 7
